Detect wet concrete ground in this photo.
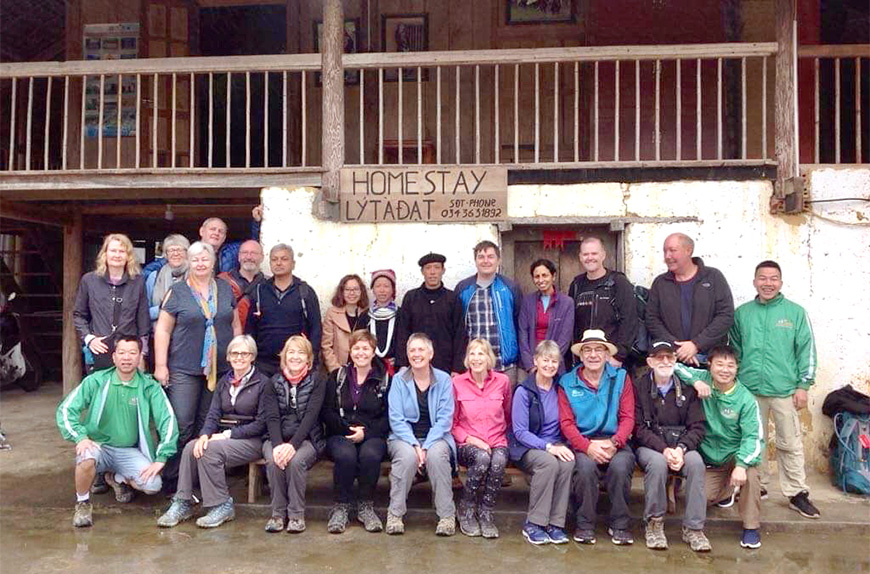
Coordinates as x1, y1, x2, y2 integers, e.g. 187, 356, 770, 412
2, 384, 869, 574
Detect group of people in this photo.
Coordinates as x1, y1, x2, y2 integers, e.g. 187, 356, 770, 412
60, 214, 820, 553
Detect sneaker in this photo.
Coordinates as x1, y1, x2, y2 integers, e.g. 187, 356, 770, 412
104, 472, 134, 504
385, 512, 404, 535
681, 527, 712, 552
522, 522, 551, 545
644, 516, 668, 550
327, 503, 350, 534
608, 527, 635, 546
195, 498, 235, 528
357, 501, 383, 533
544, 525, 569, 544
157, 498, 195, 528
714, 490, 737, 508
286, 517, 306, 533
264, 516, 285, 533
478, 508, 499, 539
457, 501, 480, 537
789, 491, 821, 519
760, 488, 769, 500
90, 473, 109, 495
72, 501, 93, 528
740, 528, 762, 549
435, 516, 456, 536
573, 528, 596, 545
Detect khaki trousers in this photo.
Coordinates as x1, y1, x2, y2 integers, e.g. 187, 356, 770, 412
705, 461, 762, 529
757, 396, 809, 497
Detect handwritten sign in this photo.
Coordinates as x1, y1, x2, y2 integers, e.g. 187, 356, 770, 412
339, 166, 507, 223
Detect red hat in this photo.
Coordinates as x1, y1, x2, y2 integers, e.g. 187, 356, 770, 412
370, 269, 397, 290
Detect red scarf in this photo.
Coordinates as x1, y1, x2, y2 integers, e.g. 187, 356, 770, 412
283, 366, 309, 385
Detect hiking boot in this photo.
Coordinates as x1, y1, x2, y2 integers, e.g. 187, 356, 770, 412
681, 527, 712, 552
385, 512, 404, 535
357, 501, 383, 532
195, 498, 235, 528
478, 508, 498, 539
740, 528, 762, 549
286, 517, 306, 533
760, 488, 769, 500
644, 516, 668, 550
327, 503, 350, 534
522, 522, 550, 545
72, 501, 93, 528
573, 528, 596, 544
104, 472, 134, 503
544, 525, 569, 544
435, 516, 456, 536
264, 516, 285, 533
157, 498, 194, 528
90, 473, 109, 495
608, 527, 634, 546
457, 501, 480, 537
789, 491, 821, 519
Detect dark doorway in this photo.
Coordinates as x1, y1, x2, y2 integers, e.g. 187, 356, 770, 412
198, 6, 287, 168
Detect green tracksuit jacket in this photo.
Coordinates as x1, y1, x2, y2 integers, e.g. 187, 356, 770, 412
729, 293, 816, 398
56, 367, 178, 463
674, 363, 763, 468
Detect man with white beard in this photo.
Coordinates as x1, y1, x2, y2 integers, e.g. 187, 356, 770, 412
633, 341, 710, 552
218, 239, 265, 330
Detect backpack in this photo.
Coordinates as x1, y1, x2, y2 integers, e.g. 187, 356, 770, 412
829, 411, 870, 495
604, 274, 650, 356
334, 364, 390, 419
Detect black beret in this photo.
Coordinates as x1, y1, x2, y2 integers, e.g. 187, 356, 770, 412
418, 252, 446, 267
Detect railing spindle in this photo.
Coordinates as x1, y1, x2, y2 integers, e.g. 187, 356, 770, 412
857, 57, 862, 162
835, 57, 841, 164
208, 73, 213, 168
741, 57, 747, 160
283, 70, 288, 167
716, 58, 722, 160
134, 74, 140, 168
436, 66, 441, 164
62, 76, 69, 170
398, 67, 403, 165
116, 74, 122, 168
153, 73, 158, 168
696, 59, 702, 160
359, 69, 364, 164
81, 75, 86, 169
635, 60, 640, 161
245, 71, 251, 168
98, 74, 105, 169
613, 61, 618, 162
44, 76, 52, 170
25, 77, 33, 171
475, 64, 480, 165
762, 57, 767, 160
226, 72, 232, 168
554, 62, 559, 163
676, 59, 681, 161
301, 70, 306, 167
534, 62, 540, 164
494, 64, 500, 164
9, 77, 16, 170
574, 61, 579, 162
190, 72, 195, 168
378, 68, 383, 165
264, 71, 269, 168
171, 73, 177, 168
655, 60, 661, 161
455, 65, 460, 164
514, 63, 519, 164
417, 66, 422, 165
593, 61, 598, 162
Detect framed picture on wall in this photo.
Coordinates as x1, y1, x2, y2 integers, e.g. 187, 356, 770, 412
314, 18, 360, 85
381, 14, 428, 82
506, 0, 575, 25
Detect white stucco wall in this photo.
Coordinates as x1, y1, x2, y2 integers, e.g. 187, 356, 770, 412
260, 167, 870, 470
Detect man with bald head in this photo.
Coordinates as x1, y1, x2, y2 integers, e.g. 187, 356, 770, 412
201, 205, 263, 274
646, 233, 734, 367
218, 239, 265, 331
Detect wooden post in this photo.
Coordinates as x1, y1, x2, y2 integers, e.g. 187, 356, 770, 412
774, 0, 802, 212
62, 211, 83, 394
320, 0, 344, 205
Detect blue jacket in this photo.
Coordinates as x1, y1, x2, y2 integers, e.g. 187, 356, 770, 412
456, 273, 522, 368
388, 366, 456, 457
558, 362, 627, 438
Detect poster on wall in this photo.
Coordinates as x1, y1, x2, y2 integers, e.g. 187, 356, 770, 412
313, 19, 360, 85
83, 23, 140, 138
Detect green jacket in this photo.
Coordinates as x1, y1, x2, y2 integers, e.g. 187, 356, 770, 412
56, 367, 178, 463
729, 293, 816, 397
675, 363, 763, 468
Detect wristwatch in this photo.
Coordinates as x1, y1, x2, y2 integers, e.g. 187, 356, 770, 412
677, 444, 687, 454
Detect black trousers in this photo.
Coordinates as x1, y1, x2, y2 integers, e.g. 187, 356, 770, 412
326, 435, 387, 504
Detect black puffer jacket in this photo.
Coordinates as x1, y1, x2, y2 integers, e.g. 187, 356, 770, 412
266, 371, 326, 453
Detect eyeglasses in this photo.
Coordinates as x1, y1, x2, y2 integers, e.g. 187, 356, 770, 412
228, 351, 253, 359
580, 347, 607, 356
343, 286, 361, 293
165, 247, 186, 255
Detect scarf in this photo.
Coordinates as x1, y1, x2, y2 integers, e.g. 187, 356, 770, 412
189, 276, 218, 391
152, 262, 188, 308
369, 302, 398, 358
283, 366, 309, 385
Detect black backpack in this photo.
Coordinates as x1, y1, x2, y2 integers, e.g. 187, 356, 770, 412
604, 273, 650, 356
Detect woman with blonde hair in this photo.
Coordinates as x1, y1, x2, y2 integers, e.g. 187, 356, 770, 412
451, 338, 512, 539
73, 233, 150, 371
262, 335, 326, 533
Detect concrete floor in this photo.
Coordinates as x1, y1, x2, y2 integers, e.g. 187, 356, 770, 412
2, 383, 869, 574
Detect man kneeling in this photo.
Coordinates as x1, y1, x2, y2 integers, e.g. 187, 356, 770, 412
634, 341, 709, 551
675, 345, 764, 549
56, 336, 178, 527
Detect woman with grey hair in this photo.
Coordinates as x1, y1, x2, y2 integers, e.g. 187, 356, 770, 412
146, 234, 190, 322
158, 334, 273, 529
153, 241, 242, 494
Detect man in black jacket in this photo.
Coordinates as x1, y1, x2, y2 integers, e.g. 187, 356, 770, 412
646, 233, 734, 366
634, 341, 709, 552
568, 236, 637, 368
395, 253, 466, 375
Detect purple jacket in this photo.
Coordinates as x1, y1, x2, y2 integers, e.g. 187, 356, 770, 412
518, 291, 575, 373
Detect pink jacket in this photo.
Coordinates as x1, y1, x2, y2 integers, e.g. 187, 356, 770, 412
451, 370, 512, 448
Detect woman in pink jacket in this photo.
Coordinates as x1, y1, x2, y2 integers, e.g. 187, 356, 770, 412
452, 339, 512, 539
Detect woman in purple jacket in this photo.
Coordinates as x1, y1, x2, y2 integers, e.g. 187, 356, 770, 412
518, 259, 574, 375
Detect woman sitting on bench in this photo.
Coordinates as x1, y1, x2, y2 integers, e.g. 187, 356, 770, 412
321, 330, 391, 534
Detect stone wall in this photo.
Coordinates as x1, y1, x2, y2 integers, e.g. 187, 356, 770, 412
260, 167, 870, 470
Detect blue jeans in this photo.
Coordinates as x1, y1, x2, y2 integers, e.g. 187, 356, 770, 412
77, 444, 162, 494
162, 371, 214, 492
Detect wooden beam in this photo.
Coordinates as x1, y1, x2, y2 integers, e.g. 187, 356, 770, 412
320, 0, 344, 205
79, 204, 256, 218
798, 44, 869, 58
774, 0, 800, 210
62, 211, 82, 394
0, 201, 73, 226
